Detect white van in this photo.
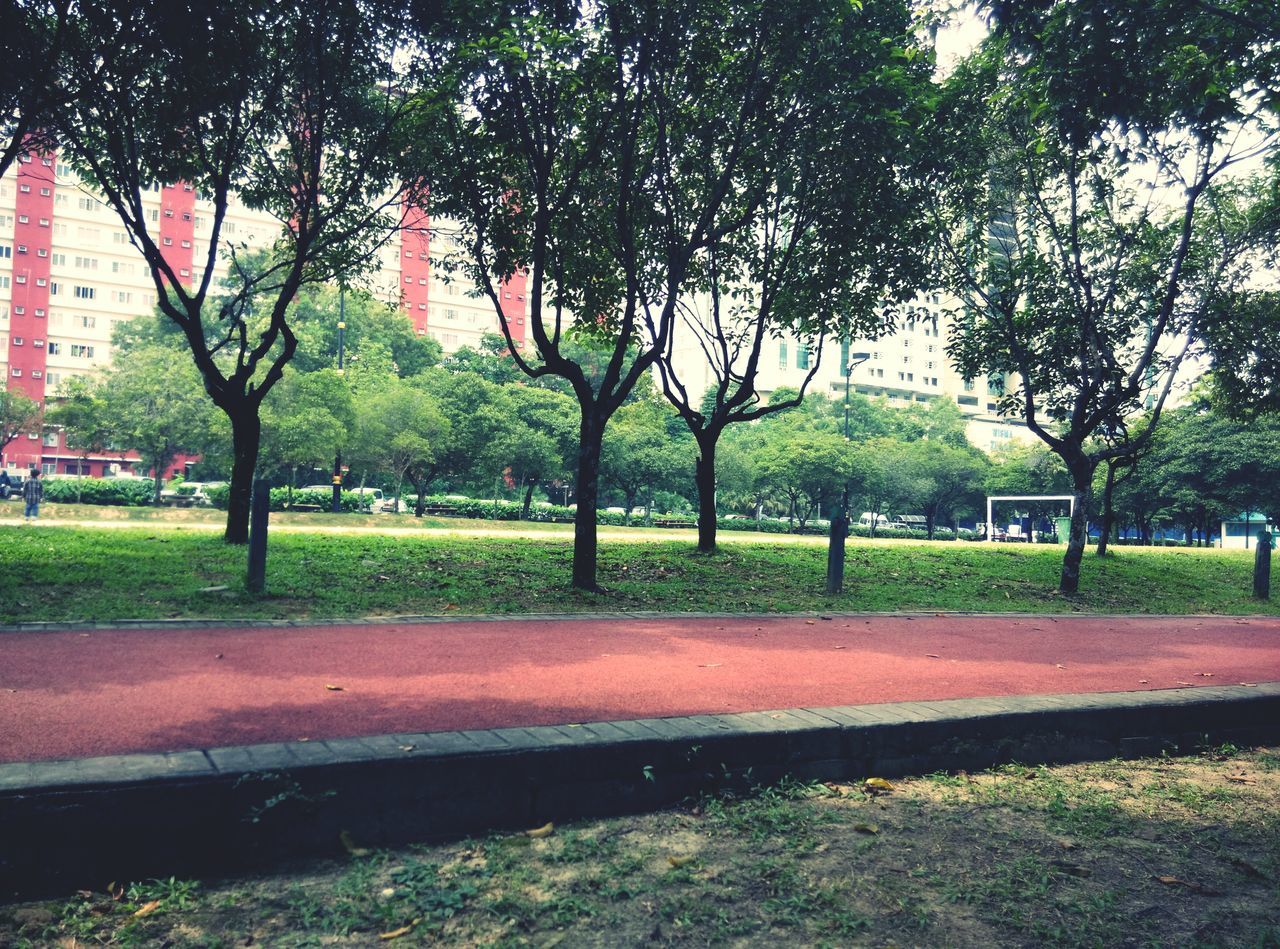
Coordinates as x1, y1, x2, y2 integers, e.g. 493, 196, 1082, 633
858, 512, 889, 528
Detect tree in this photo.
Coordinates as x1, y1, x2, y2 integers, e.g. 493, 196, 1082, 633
0, 388, 42, 458
69, 346, 224, 501
419, 0, 929, 589
289, 285, 442, 379
929, 1, 1275, 591
501, 385, 577, 517
652, 0, 936, 553
56, 0, 422, 542
44, 380, 114, 499
347, 378, 448, 514
897, 439, 991, 539
758, 428, 851, 532
258, 369, 355, 496
601, 398, 691, 524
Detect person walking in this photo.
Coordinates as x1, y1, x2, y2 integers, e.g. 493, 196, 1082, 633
0, 468, 11, 500
22, 469, 43, 521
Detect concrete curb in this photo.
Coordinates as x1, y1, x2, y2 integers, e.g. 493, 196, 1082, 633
2, 683, 1278, 899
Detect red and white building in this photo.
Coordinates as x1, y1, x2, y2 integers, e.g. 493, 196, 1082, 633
0, 148, 528, 477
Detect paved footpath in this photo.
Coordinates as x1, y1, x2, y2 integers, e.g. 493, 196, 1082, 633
1, 612, 1278, 765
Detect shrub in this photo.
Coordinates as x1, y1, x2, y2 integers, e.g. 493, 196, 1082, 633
42, 477, 157, 506
203, 485, 364, 512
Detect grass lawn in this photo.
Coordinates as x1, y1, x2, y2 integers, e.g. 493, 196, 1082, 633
0, 521, 1275, 624
3, 746, 1277, 946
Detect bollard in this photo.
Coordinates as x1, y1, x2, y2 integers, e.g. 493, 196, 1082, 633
1254, 530, 1272, 600
247, 478, 270, 594
825, 509, 849, 596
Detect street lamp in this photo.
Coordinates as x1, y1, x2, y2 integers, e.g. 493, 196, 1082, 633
331, 288, 346, 514
825, 349, 872, 596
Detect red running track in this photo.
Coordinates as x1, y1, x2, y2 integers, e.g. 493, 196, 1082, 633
1, 614, 1278, 764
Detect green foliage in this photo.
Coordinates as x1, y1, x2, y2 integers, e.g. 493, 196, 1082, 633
40, 478, 157, 507
0, 387, 42, 452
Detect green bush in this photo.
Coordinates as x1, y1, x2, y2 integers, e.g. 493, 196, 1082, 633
42, 477, 157, 506
203, 485, 364, 512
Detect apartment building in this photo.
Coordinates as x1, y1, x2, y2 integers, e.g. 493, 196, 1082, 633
0, 148, 528, 475
665, 291, 1036, 455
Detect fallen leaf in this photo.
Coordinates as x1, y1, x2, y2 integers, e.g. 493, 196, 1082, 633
109, 881, 124, 901
1051, 861, 1091, 878
1139, 680, 1149, 684
1224, 775, 1255, 784
699, 663, 721, 668
1154, 875, 1223, 895
1240, 682, 1258, 687
398, 744, 415, 753
214, 653, 224, 660
1195, 672, 1214, 677
133, 900, 161, 918
864, 777, 895, 793
325, 684, 345, 692
667, 855, 696, 868
1056, 664, 1066, 670
805, 620, 816, 625
339, 830, 371, 857
853, 823, 879, 834
379, 920, 420, 940
819, 615, 833, 621
925, 653, 941, 659
525, 821, 555, 839
444, 603, 459, 611
833, 645, 847, 650
1176, 681, 1192, 686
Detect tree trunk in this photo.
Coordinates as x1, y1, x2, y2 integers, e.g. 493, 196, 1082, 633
1059, 474, 1092, 594
1096, 462, 1117, 557
572, 411, 604, 592
926, 512, 935, 541
694, 432, 718, 553
152, 464, 164, 505
225, 411, 262, 544
522, 481, 534, 520
623, 489, 637, 526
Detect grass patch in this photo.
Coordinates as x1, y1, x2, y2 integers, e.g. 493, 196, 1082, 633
4, 747, 1277, 947
0, 524, 1276, 624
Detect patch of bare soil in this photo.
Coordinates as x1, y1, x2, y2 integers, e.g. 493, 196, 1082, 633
3, 747, 1278, 947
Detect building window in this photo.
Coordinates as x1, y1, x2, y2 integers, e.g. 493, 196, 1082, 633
79, 315, 96, 329
47, 342, 60, 355
0, 245, 8, 259
779, 342, 788, 369
39, 218, 49, 227
12, 337, 23, 345
70, 344, 95, 358
31, 370, 42, 379
36, 249, 47, 258
73, 286, 95, 299
10, 368, 20, 377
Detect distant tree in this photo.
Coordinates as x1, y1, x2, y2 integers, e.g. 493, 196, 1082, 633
601, 399, 692, 524
758, 429, 851, 532
441, 332, 525, 386
500, 385, 578, 517
289, 285, 441, 378
77, 346, 224, 502
347, 378, 448, 515
258, 369, 355, 497
45, 380, 114, 499
897, 439, 991, 538
0, 388, 42, 457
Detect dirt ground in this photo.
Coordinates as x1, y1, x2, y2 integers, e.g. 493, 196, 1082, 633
3, 746, 1278, 947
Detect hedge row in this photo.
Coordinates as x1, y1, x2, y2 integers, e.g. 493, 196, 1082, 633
41, 477, 157, 506
204, 486, 366, 512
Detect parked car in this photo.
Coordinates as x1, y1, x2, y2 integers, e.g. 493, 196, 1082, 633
892, 514, 928, 530
300, 485, 387, 512
174, 481, 226, 507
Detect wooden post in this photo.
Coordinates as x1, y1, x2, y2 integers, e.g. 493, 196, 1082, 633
1254, 530, 1271, 600
247, 478, 270, 594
